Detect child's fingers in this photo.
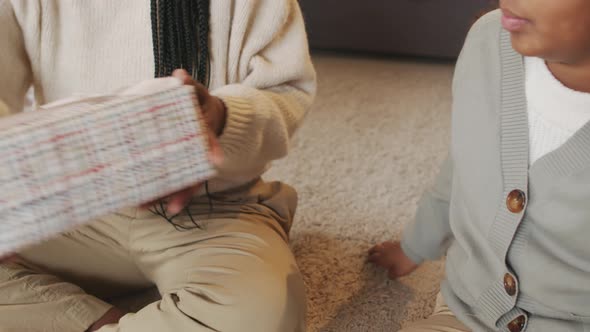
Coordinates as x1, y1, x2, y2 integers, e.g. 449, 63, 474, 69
368, 243, 384, 255
388, 268, 402, 280
369, 251, 389, 266
368, 252, 383, 264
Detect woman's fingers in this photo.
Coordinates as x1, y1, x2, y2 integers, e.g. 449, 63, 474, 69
172, 69, 210, 103
0, 254, 19, 264
206, 130, 223, 166
166, 184, 203, 215
145, 69, 219, 216
172, 69, 193, 85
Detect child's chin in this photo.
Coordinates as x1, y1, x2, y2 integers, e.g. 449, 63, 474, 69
510, 34, 545, 58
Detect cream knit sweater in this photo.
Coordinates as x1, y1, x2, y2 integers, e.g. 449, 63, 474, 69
0, 0, 316, 192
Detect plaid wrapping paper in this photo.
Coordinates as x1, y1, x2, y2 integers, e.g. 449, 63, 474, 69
0, 80, 216, 255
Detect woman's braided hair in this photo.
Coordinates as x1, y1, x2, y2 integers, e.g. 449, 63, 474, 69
151, 0, 211, 86
149, 0, 212, 230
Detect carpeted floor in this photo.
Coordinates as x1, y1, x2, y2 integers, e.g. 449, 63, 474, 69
265, 53, 454, 332
115, 53, 455, 331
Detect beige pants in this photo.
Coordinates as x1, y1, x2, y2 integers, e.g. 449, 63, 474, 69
400, 293, 471, 332
0, 180, 306, 332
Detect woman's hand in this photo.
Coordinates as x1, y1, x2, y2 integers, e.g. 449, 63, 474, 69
369, 241, 419, 279
141, 69, 226, 215
0, 254, 19, 264
172, 69, 227, 136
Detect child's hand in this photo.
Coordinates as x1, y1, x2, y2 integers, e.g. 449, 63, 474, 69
369, 241, 419, 279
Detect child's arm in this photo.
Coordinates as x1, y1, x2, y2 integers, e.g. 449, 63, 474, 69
369, 13, 496, 278
370, 157, 453, 279
401, 156, 454, 264
0, 0, 33, 115
395, 12, 499, 267
209, 0, 317, 178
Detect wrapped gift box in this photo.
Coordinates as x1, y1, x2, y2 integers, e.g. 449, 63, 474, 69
0, 78, 216, 254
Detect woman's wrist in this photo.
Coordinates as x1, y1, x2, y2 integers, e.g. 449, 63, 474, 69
214, 96, 227, 136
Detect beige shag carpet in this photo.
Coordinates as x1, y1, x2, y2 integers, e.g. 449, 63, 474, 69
114, 53, 455, 332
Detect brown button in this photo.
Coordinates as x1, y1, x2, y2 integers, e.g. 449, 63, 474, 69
507, 315, 526, 332
504, 273, 517, 296
507, 190, 526, 213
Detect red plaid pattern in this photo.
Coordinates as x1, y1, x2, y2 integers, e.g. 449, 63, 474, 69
0, 83, 215, 254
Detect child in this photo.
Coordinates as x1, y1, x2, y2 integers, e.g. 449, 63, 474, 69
0, 1, 315, 331
370, 1, 590, 331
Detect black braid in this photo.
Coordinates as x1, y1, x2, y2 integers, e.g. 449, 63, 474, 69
150, 0, 210, 86
149, 0, 212, 231
184, 0, 198, 77
150, 2, 160, 76
196, 0, 210, 86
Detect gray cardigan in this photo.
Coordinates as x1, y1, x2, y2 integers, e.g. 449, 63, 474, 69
402, 10, 590, 332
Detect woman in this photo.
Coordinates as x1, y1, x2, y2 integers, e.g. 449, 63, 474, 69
0, 1, 316, 331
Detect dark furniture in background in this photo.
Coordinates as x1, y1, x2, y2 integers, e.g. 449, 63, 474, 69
298, 0, 495, 58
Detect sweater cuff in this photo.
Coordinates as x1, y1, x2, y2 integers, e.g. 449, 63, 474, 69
210, 84, 265, 176
217, 95, 255, 151
401, 232, 426, 265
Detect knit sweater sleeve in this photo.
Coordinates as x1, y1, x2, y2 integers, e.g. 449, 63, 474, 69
210, 0, 317, 178
0, 0, 32, 115
401, 155, 454, 264
400, 12, 500, 264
